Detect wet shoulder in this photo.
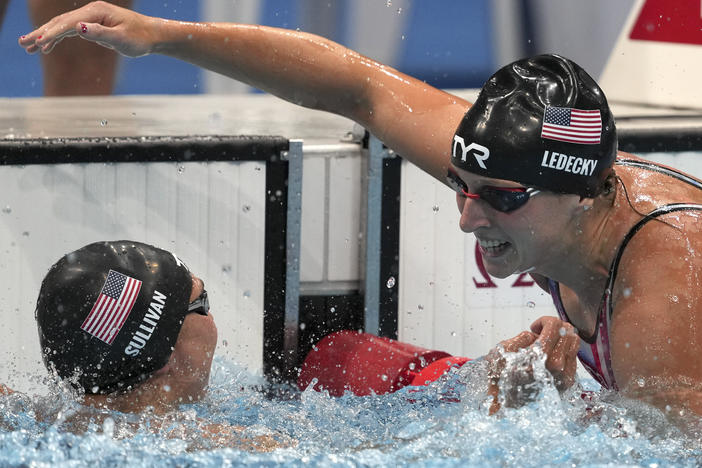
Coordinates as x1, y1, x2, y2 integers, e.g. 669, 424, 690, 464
615, 154, 702, 207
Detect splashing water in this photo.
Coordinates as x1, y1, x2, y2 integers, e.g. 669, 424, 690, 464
1, 355, 700, 466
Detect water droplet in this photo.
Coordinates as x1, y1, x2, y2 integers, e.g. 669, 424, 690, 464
22, 231, 29, 237
242, 205, 251, 213
408, 362, 416, 370
177, 164, 185, 174
380, 374, 388, 381
386, 276, 396, 288
417, 304, 424, 310
559, 327, 567, 337
102, 417, 115, 437
2, 206, 11, 214
623, 287, 632, 298
625, 342, 630, 348
397, 7, 402, 14
670, 295, 679, 303
100, 119, 108, 126
299, 322, 306, 330
163, 384, 171, 392
451, 331, 457, 337
385, 0, 391, 6
637, 377, 645, 387
432, 205, 439, 212
243, 290, 251, 298
330, 306, 336, 313
526, 301, 535, 308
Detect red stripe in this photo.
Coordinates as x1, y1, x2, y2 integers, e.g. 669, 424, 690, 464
84, 296, 116, 335
99, 278, 140, 343
566, 121, 601, 127
106, 279, 142, 345
543, 123, 601, 131
81, 295, 106, 330
542, 134, 601, 144
93, 296, 122, 340
543, 128, 601, 137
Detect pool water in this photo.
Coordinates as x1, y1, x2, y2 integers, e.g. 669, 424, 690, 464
1, 349, 700, 467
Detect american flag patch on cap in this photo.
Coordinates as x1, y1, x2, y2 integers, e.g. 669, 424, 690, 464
80, 270, 142, 345
541, 106, 602, 145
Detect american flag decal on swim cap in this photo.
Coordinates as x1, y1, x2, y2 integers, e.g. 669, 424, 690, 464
541, 106, 602, 145
80, 270, 142, 345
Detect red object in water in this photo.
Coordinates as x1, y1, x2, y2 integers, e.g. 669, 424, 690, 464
409, 355, 471, 386
297, 330, 468, 397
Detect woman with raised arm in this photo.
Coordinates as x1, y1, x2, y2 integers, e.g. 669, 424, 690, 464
19, 2, 702, 426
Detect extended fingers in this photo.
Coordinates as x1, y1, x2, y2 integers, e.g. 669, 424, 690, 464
18, 1, 108, 54
499, 330, 539, 353
19, 16, 82, 54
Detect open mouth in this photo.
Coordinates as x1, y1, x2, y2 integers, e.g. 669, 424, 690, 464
477, 238, 511, 257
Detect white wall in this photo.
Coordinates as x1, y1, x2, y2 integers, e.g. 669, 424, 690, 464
0, 161, 266, 393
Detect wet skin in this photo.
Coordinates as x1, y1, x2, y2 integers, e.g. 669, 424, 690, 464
83, 273, 218, 413
17, 2, 702, 425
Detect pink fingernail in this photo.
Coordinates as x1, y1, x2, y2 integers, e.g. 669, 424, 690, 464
80, 23, 88, 34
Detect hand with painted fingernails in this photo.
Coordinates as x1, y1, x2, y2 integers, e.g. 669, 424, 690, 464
18, 1, 156, 58
530, 315, 580, 391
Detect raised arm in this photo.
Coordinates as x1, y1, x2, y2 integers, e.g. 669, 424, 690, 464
19, 1, 471, 181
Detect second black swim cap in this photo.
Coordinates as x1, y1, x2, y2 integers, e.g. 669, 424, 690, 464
451, 54, 616, 197
35, 241, 193, 394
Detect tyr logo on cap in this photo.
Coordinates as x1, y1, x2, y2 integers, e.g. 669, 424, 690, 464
452, 136, 490, 170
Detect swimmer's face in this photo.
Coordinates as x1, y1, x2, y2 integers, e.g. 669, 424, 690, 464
169, 274, 218, 398
452, 166, 581, 278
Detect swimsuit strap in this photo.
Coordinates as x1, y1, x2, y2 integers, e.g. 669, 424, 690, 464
606, 159, 702, 319
616, 158, 702, 190
605, 203, 702, 319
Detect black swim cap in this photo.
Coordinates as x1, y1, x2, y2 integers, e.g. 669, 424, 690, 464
451, 54, 616, 197
35, 241, 193, 394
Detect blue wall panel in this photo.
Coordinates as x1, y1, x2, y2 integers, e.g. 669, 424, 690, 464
397, 0, 494, 89
1, 1, 494, 97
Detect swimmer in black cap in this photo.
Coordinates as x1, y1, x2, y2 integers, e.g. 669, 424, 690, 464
20, 3, 702, 428
10, 240, 284, 450
35, 240, 216, 413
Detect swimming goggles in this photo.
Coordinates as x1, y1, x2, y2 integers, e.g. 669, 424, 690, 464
188, 290, 209, 316
446, 168, 540, 213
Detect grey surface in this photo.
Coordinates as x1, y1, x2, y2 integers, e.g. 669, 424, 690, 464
3, 92, 701, 144
0, 94, 358, 143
